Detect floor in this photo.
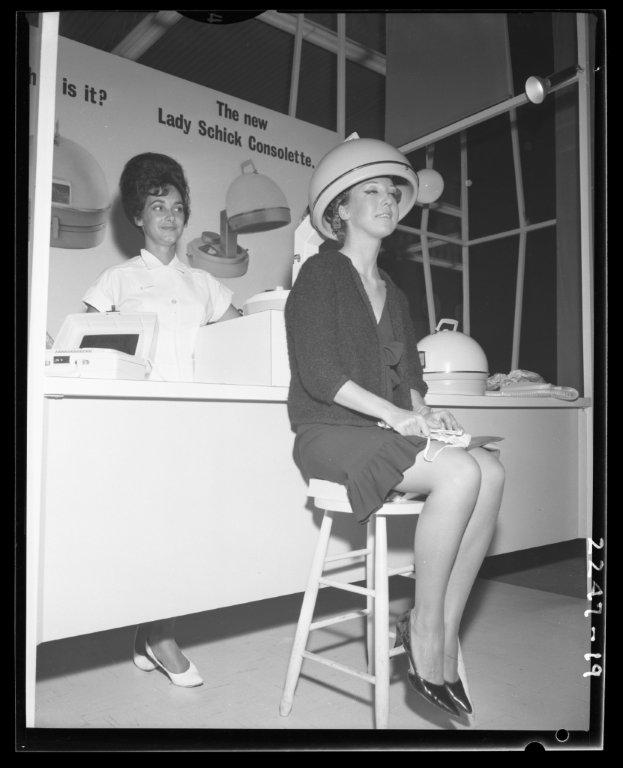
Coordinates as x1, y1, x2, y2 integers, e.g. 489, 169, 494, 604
34, 540, 591, 733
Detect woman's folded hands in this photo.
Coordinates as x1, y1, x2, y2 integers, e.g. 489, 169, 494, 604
380, 406, 462, 437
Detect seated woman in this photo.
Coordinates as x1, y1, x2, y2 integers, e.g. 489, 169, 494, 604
285, 138, 505, 717
83, 152, 240, 687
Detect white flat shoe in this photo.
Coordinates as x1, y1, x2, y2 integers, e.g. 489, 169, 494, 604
144, 639, 204, 688
133, 626, 157, 671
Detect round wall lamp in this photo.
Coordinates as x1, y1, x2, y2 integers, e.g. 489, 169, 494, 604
525, 65, 581, 104
188, 160, 291, 277
415, 168, 445, 204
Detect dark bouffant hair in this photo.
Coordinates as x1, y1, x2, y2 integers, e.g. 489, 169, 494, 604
323, 177, 403, 244
120, 153, 190, 227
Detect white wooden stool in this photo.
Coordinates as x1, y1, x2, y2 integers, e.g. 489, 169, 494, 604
279, 479, 469, 729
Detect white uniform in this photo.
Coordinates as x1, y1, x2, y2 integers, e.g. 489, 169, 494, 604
83, 249, 233, 381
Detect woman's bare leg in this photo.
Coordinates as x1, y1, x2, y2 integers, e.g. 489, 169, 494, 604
136, 618, 190, 673
442, 448, 505, 681
393, 446, 481, 683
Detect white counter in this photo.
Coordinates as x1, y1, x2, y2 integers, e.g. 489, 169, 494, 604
38, 376, 592, 643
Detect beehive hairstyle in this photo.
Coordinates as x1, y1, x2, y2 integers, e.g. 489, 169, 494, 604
120, 152, 191, 227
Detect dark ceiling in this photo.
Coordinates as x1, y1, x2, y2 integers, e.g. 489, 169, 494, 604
29, 11, 387, 139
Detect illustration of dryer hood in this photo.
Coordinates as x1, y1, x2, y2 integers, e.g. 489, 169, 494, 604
187, 160, 291, 278
49, 129, 110, 249
225, 160, 291, 233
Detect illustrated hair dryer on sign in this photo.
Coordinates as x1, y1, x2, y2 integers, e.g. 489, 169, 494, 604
29, 122, 111, 248
187, 159, 291, 278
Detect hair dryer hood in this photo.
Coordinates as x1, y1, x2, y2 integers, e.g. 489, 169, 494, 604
225, 160, 291, 233
47, 131, 110, 248
417, 319, 488, 374
309, 137, 419, 240
52, 134, 110, 211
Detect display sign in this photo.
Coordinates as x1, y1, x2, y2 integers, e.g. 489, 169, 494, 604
28, 28, 338, 338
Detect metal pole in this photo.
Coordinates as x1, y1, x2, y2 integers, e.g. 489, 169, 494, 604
26, 11, 59, 727
460, 132, 470, 335
288, 14, 304, 118
509, 108, 528, 370
398, 75, 580, 156
396, 223, 463, 247
405, 252, 463, 271
259, 11, 386, 76
433, 201, 463, 219
467, 219, 556, 247
400, 216, 556, 248
576, 12, 595, 547
576, 13, 594, 401
511, 230, 526, 370
112, 11, 183, 59
421, 146, 437, 333
336, 14, 346, 139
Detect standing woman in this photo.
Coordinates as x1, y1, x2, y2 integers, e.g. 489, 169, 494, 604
285, 138, 505, 717
83, 153, 240, 687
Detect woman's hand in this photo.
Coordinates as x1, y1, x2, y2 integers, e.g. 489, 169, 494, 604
424, 408, 462, 432
380, 406, 462, 436
382, 407, 431, 437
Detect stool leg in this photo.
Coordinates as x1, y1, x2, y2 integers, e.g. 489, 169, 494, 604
280, 511, 334, 717
365, 520, 375, 675
373, 515, 389, 729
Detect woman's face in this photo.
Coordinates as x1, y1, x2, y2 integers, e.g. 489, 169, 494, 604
338, 176, 401, 240
135, 185, 186, 250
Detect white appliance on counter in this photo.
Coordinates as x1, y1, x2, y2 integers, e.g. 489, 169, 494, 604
417, 318, 489, 396
194, 289, 290, 386
243, 287, 290, 314
45, 312, 158, 380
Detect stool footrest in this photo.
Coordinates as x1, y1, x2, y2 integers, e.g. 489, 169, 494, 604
324, 548, 370, 563
318, 578, 372, 597
310, 608, 369, 632
388, 566, 415, 578
302, 650, 375, 684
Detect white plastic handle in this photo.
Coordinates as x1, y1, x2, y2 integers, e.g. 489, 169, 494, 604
435, 318, 458, 332
241, 159, 257, 175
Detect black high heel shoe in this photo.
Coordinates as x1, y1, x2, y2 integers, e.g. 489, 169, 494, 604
445, 677, 473, 715
394, 611, 460, 717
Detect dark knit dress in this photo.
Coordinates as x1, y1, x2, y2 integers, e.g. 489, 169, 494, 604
288, 254, 428, 523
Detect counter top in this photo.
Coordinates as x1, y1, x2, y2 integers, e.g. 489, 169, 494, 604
43, 377, 592, 408
44, 377, 290, 402
425, 393, 591, 408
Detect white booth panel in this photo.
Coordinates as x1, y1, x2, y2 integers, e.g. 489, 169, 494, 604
41, 397, 413, 641
41, 394, 584, 642
451, 407, 581, 553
